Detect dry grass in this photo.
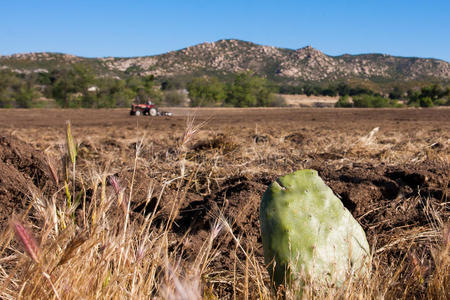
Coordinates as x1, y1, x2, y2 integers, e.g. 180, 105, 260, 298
0, 110, 448, 299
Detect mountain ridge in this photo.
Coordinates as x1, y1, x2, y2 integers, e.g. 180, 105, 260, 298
1, 39, 449, 85
2, 39, 449, 62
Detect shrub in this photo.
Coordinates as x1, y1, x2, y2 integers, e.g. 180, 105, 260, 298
434, 98, 450, 106
335, 95, 352, 107
267, 95, 287, 107
370, 96, 390, 108
420, 97, 433, 107
164, 90, 186, 106
352, 95, 372, 107
352, 94, 394, 108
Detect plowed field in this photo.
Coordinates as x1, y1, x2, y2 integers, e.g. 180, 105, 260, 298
0, 107, 448, 299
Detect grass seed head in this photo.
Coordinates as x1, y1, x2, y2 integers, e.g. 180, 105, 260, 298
10, 217, 41, 264
66, 120, 77, 164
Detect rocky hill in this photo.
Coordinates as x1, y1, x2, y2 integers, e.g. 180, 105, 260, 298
1, 39, 449, 84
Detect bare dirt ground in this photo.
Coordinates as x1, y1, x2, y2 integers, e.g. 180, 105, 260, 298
0, 107, 449, 298
1, 106, 449, 128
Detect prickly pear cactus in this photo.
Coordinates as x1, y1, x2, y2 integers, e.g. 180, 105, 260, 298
260, 169, 370, 288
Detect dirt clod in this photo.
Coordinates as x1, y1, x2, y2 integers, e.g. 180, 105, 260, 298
0, 135, 58, 230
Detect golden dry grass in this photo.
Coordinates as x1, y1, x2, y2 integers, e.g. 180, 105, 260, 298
0, 108, 448, 299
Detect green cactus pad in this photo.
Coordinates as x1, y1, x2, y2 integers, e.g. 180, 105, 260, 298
260, 169, 370, 288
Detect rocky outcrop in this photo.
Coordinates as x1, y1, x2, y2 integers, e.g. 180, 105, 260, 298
1, 39, 449, 82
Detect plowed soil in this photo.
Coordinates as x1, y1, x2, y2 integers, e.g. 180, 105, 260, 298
0, 107, 449, 297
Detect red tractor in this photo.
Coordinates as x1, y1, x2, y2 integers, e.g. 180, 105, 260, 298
130, 102, 158, 116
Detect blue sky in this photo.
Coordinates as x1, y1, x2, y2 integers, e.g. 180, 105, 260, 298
1, 0, 449, 61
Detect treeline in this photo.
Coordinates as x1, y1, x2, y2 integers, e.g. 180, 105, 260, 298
334, 84, 450, 108
278, 82, 450, 108
0, 66, 282, 108
278, 83, 377, 98
0, 65, 162, 108
186, 72, 284, 107
335, 95, 402, 108
1, 64, 449, 108
407, 84, 450, 107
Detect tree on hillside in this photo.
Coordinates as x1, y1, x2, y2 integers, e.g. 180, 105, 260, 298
225, 72, 274, 107
187, 77, 226, 106
51, 64, 96, 107
337, 83, 351, 96
15, 85, 37, 108
322, 85, 338, 97
420, 84, 448, 101
389, 86, 404, 100
161, 78, 184, 91
127, 75, 162, 105
407, 84, 450, 107
0, 70, 39, 108
0, 70, 18, 107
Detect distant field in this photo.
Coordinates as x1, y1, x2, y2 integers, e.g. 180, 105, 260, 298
1, 107, 449, 129
280, 94, 339, 107
0, 107, 448, 298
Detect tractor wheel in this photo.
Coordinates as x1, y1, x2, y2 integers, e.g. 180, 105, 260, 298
150, 108, 157, 116
135, 110, 142, 116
